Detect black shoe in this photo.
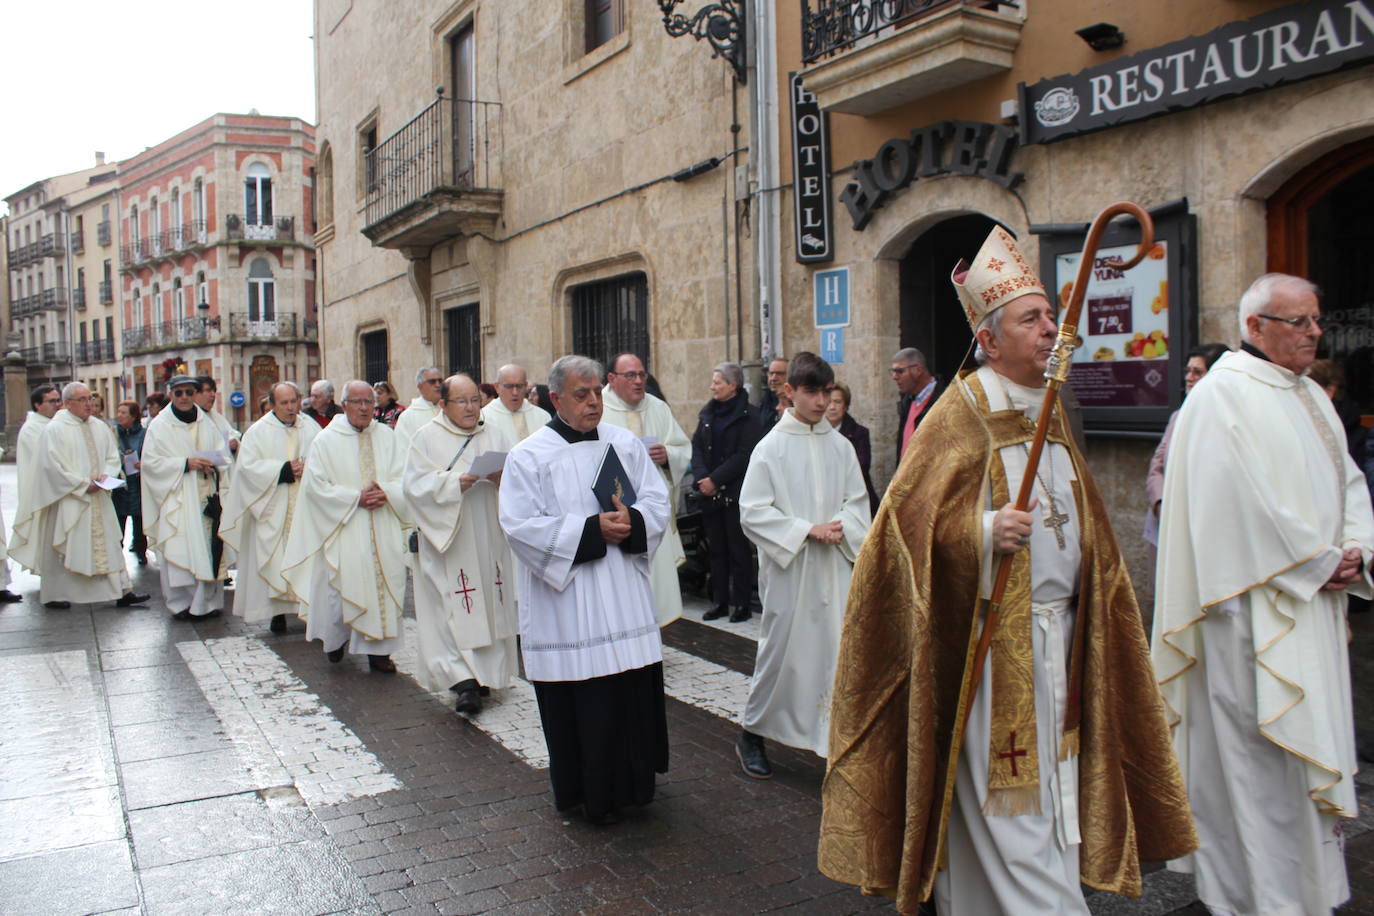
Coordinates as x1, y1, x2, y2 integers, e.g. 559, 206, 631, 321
729, 606, 751, 623
703, 604, 730, 621
368, 654, 396, 673
172, 609, 193, 621
478, 686, 491, 697
0, 590, 21, 603
326, 644, 347, 663
43, 600, 72, 610
269, 614, 287, 633
452, 679, 482, 715
116, 592, 150, 608
204, 609, 222, 618
736, 731, 772, 779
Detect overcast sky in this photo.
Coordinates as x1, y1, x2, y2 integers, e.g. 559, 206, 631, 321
2, 0, 316, 212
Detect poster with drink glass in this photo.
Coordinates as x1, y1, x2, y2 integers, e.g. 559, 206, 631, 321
1057, 239, 1171, 408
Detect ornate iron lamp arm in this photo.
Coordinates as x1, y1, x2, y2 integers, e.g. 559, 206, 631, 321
657, 0, 748, 83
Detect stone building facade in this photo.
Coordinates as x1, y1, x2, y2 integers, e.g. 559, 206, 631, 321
68, 171, 123, 411
779, 0, 1374, 600
118, 114, 318, 425
313, 0, 768, 421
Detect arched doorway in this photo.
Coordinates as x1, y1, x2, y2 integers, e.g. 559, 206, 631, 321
1268, 137, 1374, 410
899, 213, 1000, 385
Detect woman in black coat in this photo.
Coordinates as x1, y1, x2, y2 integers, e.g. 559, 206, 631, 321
690, 362, 760, 623
827, 383, 880, 515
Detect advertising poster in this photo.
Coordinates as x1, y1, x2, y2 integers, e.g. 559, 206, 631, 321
1057, 240, 1170, 408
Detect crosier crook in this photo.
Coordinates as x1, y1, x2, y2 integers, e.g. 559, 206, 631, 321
959, 201, 1155, 735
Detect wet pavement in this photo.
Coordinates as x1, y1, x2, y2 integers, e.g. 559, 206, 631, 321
3, 461, 1374, 915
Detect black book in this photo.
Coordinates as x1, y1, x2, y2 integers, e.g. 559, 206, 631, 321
591, 444, 637, 512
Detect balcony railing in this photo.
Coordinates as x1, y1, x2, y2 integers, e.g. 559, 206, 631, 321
71, 230, 84, 254
42, 342, 70, 363
121, 317, 210, 352
19, 347, 38, 363
801, 0, 1017, 63
37, 234, 63, 260
75, 340, 116, 364
40, 288, 68, 311
99, 280, 113, 303
73, 287, 86, 311
12, 294, 41, 317
167, 220, 208, 249
363, 93, 503, 234
225, 311, 315, 341
98, 220, 112, 246
226, 215, 295, 242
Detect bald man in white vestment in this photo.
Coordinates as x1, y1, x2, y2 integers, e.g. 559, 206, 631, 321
1155, 273, 1374, 916
481, 363, 550, 444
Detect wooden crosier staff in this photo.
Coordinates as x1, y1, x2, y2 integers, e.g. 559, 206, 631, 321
961, 201, 1155, 729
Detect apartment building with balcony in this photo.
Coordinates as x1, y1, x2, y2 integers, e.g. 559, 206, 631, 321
314, 0, 766, 422
118, 114, 318, 425
777, 0, 1374, 598
68, 172, 123, 410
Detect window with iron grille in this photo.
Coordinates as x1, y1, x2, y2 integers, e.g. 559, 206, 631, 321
361, 329, 389, 386
445, 303, 481, 381
570, 272, 648, 375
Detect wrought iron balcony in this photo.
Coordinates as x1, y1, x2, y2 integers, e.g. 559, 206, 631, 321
12, 294, 41, 317
800, 0, 1022, 114
40, 288, 68, 311
166, 220, 208, 249
226, 215, 295, 242
98, 220, 112, 246
223, 311, 315, 341
74, 340, 115, 364
73, 287, 86, 311
37, 234, 63, 260
19, 346, 38, 363
71, 230, 84, 254
42, 342, 70, 363
362, 92, 504, 251
122, 317, 211, 353
99, 280, 113, 304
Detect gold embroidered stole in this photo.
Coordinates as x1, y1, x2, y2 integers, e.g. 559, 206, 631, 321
1293, 383, 1347, 541
358, 427, 391, 637
513, 408, 529, 441
81, 421, 113, 575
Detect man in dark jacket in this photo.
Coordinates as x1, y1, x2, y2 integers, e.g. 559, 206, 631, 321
691, 362, 761, 623
757, 357, 789, 433
892, 347, 941, 465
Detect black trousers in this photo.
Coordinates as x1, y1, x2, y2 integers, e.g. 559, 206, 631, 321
701, 502, 754, 607
116, 508, 147, 557
532, 662, 668, 817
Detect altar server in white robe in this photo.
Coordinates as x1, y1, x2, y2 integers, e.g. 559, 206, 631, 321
499, 355, 671, 824
393, 366, 444, 449
481, 363, 550, 444
283, 380, 410, 671
404, 373, 517, 715
1154, 273, 1374, 916
28, 384, 145, 608
142, 376, 230, 619
736, 352, 870, 778
601, 353, 690, 626
8, 384, 61, 585
220, 382, 318, 633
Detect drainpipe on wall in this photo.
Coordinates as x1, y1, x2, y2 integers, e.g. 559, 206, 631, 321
750, 0, 783, 373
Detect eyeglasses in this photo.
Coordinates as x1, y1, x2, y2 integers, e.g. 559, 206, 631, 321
68, 396, 92, 403
612, 371, 647, 381
444, 397, 482, 408
1258, 313, 1327, 331
345, 397, 376, 406
890, 364, 918, 375
171, 388, 196, 397
420, 378, 442, 385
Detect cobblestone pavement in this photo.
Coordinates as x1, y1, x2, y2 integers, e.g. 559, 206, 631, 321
4, 463, 1374, 915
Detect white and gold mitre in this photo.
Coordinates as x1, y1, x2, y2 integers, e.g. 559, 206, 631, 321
950, 226, 1046, 331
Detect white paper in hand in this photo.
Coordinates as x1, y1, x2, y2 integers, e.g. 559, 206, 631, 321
194, 449, 230, 467
638, 436, 661, 447
468, 450, 507, 478
122, 452, 139, 476
96, 476, 127, 490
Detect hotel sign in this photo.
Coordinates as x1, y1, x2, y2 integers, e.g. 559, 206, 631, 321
790, 74, 834, 263
1021, 0, 1374, 145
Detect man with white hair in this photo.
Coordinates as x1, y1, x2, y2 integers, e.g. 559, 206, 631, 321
500, 355, 672, 824
220, 382, 319, 634
892, 346, 939, 463
9, 384, 62, 588
303, 379, 342, 428
283, 380, 410, 671
142, 375, 231, 619
820, 226, 1195, 914
393, 366, 445, 448
600, 352, 691, 626
1154, 273, 1374, 916
481, 363, 550, 444
23, 383, 147, 609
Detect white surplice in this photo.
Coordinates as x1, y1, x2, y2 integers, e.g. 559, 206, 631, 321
403, 414, 518, 692
498, 421, 669, 683
600, 386, 690, 626
934, 366, 1087, 916
141, 407, 227, 615
219, 411, 319, 624
737, 408, 870, 756
9, 411, 53, 575
1153, 349, 1373, 916
393, 396, 441, 450
282, 415, 410, 656
29, 410, 130, 603
480, 399, 550, 445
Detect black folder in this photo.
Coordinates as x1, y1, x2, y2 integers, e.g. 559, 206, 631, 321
591, 444, 637, 512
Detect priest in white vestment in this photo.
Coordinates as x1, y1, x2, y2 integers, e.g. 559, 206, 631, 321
500, 355, 671, 824
195, 376, 240, 570
481, 363, 551, 444
27, 384, 143, 607
1154, 273, 1374, 916
282, 380, 410, 671
403, 374, 517, 715
736, 353, 870, 777
393, 366, 444, 449
142, 377, 230, 619
600, 353, 690, 627
220, 382, 318, 633
8, 384, 62, 587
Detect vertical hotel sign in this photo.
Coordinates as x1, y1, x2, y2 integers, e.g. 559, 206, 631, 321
790, 73, 833, 264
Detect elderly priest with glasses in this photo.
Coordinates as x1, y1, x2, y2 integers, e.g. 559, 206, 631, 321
1153, 273, 1374, 916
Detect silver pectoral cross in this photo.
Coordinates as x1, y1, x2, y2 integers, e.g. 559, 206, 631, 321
1042, 500, 1069, 550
